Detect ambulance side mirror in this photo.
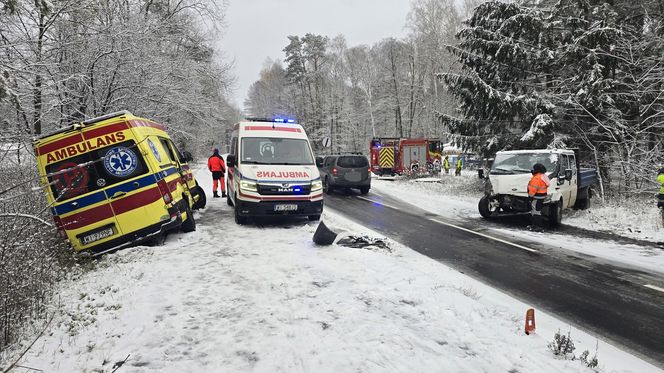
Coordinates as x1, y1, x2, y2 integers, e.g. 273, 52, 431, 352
182, 151, 193, 162
227, 155, 236, 168
315, 156, 324, 167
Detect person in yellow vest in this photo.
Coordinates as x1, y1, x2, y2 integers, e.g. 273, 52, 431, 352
527, 163, 550, 230
443, 155, 450, 174
455, 157, 462, 176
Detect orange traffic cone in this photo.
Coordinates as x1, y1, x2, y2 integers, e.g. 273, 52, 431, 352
525, 308, 536, 335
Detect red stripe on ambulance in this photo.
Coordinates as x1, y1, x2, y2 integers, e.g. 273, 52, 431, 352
37, 134, 84, 156
59, 203, 115, 230
245, 126, 301, 132
110, 187, 162, 215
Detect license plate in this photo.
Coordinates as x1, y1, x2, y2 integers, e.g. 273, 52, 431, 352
274, 204, 298, 211
81, 227, 114, 245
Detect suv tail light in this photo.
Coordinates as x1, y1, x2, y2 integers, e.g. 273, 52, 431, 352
157, 179, 173, 204
332, 167, 338, 176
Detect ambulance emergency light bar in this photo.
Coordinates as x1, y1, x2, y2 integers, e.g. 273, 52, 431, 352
245, 117, 296, 123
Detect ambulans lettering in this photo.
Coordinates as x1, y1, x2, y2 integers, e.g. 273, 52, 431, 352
45, 132, 126, 164
256, 171, 310, 178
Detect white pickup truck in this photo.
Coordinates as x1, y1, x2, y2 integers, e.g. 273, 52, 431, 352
478, 149, 598, 226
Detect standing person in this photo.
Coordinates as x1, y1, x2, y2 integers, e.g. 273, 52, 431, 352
527, 163, 550, 230
443, 155, 450, 174
207, 148, 226, 198
455, 157, 463, 176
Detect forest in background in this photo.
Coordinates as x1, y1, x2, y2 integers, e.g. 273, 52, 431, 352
244, 0, 664, 198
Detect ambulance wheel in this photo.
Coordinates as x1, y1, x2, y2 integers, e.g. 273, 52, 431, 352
308, 215, 321, 221
181, 204, 196, 232
227, 193, 234, 206
234, 196, 247, 225
192, 185, 206, 210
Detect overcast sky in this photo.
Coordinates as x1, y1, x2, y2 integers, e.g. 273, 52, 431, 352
220, 0, 412, 111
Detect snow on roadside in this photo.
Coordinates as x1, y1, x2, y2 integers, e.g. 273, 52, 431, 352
2, 167, 659, 373
371, 175, 664, 273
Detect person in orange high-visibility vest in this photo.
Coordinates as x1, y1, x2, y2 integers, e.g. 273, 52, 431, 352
527, 163, 550, 229
208, 148, 226, 198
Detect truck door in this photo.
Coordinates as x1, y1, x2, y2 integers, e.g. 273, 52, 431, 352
558, 154, 574, 208
568, 154, 578, 207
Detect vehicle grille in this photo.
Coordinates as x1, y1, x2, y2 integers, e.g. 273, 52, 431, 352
257, 184, 311, 195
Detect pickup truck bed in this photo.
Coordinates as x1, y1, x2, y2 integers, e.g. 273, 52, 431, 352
578, 168, 597, 189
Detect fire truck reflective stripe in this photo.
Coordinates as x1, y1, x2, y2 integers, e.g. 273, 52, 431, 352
52, 167, 178, 216
244, 126, 302, 132
82, 122, 129, 140
379, 148, 395, 168
37, 134, 84, 156
59, 203, 115, 230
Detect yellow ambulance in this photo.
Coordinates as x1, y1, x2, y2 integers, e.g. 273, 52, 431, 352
34, 111, 206, 255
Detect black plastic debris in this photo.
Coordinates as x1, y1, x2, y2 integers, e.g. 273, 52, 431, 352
313, 221, 338, 245
336, 236, 390, 251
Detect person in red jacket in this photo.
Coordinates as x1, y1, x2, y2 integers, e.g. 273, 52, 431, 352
207, 148, 226, 198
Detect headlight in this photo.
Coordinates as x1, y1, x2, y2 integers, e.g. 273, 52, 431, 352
240, 180, 257, 192
311, 180, 322, 192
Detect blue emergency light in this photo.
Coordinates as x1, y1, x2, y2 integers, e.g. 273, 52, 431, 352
272, 117, 296, 123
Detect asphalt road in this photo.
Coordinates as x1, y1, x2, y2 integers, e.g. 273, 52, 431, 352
324, 189, 664, 368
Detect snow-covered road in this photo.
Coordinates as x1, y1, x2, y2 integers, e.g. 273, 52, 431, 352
4, 167, 660, 372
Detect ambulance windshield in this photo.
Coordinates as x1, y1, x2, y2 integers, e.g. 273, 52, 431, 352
241, 137, 314, 165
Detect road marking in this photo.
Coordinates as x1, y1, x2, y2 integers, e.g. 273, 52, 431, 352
356, 196, 400, 211
644, 284, 664, 293
356, 196, 538, 254
428, 218, 538, 253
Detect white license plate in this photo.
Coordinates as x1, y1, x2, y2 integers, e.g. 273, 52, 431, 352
81, 227, 114, 245
274, 204, 298, 211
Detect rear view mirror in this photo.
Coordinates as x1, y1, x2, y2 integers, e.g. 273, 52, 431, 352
315, 156, 324, 167
565, 169, 573, 181
227, 154, 236, 168
182, 151, 193, 162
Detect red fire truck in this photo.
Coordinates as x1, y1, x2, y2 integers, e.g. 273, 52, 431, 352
369, 137, 443, 176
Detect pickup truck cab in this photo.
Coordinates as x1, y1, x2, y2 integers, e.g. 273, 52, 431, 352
225, 118, 323, 224
478, 149, 597, 226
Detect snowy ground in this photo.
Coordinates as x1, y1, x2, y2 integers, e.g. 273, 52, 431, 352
371, 173, 664, 274
2, 167, 661, 373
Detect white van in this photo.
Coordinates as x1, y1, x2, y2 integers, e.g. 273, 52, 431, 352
226, 118, 324, 224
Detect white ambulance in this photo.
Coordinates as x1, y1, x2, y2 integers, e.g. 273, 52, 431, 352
226, 118, 324, 224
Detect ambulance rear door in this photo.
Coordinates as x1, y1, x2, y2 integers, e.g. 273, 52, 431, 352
46, 136, 155, 250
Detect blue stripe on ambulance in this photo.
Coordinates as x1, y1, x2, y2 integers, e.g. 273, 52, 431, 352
52, 166, 179, 216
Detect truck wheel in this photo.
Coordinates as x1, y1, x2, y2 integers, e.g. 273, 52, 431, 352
548, 199, 563, 227
191, 185, 206, 210
234, 195, 247, 225
181, 204, 196, 232
478, 196, 496, 218
360, 186, 370, 195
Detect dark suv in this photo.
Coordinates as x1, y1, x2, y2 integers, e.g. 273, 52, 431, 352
317, 154, 371, 194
